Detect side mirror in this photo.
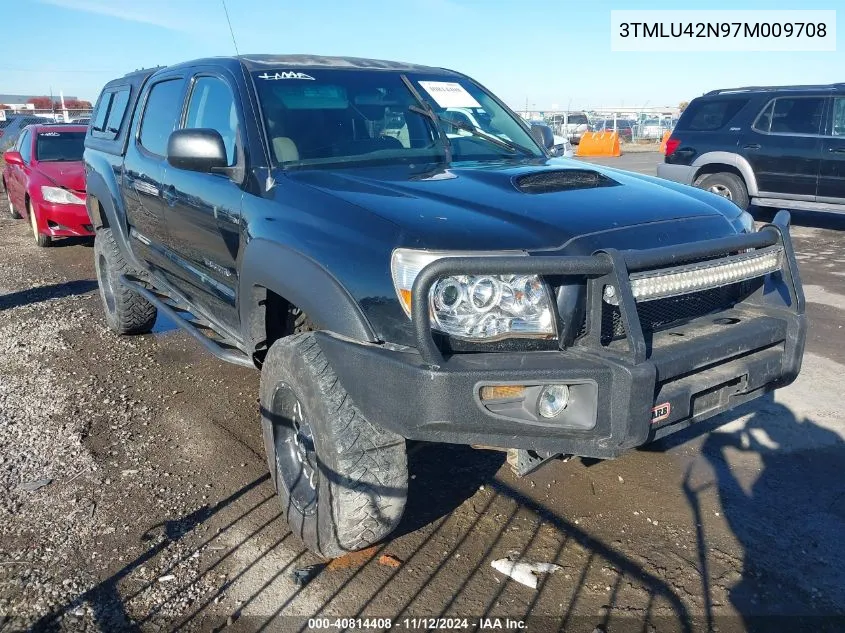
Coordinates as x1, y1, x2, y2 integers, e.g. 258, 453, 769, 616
529, 124, 555, 151
3, 150, 23, 166
167, 128, 228, 173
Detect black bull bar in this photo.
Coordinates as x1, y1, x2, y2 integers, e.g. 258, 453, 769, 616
410, 210, 804, 366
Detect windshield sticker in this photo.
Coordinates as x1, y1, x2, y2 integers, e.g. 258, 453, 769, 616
418, 81, 480, 108
257, 71, 315, 81
39, 132, 61, 136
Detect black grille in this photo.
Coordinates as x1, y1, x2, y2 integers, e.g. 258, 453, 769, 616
599, 282, 751, 344
513, 169, 618, 194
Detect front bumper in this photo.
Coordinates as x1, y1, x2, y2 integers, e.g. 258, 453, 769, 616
35, 200, 94, 237
318, 213, 806, 459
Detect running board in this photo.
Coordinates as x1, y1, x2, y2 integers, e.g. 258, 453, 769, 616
752, 197, 845, 214
120, 274, 254, 368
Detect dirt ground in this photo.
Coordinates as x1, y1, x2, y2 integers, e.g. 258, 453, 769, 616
1, 155, 844, 633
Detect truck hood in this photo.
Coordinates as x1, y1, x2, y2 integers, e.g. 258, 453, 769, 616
34, 161, 86, 192
285, 160, 737, 251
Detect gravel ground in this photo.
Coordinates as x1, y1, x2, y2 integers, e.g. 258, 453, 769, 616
1, 163, 844, 633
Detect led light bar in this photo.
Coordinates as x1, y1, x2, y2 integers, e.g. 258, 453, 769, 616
603, 246, 783, 305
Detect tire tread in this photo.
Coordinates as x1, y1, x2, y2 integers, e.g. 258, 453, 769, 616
94, 229, 157, 334
262, 332, 407, 557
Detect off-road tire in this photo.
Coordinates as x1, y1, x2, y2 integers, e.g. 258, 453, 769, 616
28, 201, 51, 247
4, 183, 21, 219
696, 172, 750, 209
94, 228, 157, 334
260, 332, 407, 559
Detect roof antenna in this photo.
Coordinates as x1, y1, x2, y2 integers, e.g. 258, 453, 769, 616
221, 0, 240, 56
220, 0, 275, 191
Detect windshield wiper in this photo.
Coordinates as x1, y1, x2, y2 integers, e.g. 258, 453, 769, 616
436, 114, 536, 157
400, 74, 452, 163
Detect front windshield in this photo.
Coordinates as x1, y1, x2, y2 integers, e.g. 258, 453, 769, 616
35, 131, 85, 162
252, 69, 543, 168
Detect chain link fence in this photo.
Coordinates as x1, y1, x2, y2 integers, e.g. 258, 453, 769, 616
1, 108, 93, 123
0, 109, 93, 151
520, 109, 679, 146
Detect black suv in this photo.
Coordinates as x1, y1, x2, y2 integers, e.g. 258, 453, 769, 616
84, 55, 806, 558
659, 83, 845, 212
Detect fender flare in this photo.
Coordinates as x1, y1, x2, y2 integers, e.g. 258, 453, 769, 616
691, 151, 759, 196
83, 154, 144, 270
238, 239, 376, 351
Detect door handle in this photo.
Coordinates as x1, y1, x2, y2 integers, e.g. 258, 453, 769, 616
743, 144, 761, 150
828, 147, 845, 154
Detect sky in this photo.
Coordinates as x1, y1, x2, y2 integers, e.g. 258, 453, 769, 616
1, 0, 842, 111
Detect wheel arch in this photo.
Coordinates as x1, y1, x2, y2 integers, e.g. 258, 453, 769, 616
239, 239, 377, 357
691, 152, 758, 196
84, 156, 142, 269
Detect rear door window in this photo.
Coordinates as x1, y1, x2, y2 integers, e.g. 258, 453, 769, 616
677, 99, 748, 131
139, 79, 184, 156
753, 97, 825, 135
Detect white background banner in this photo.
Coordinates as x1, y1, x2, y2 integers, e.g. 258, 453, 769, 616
611, 10, 836, 52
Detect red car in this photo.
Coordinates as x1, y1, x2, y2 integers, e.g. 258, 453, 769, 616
2, 124, 92, 247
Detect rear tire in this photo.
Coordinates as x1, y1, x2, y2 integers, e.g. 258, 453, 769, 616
260, 332, 407, 559
94, 228, 157, 334
696, 172, 750, 209
28, 201, 51, 247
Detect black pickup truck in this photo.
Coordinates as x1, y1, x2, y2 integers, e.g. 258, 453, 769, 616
84, 55, 806, 558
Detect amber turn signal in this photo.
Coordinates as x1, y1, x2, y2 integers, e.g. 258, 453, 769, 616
479, 385, 526, 401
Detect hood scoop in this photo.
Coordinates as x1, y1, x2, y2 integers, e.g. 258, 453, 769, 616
513, 169, 619, 194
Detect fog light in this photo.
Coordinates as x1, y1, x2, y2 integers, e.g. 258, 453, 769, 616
537, 384, 570, 419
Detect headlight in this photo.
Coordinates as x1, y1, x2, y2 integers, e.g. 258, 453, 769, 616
41, 186, 84, 205
390, 248, 557, 341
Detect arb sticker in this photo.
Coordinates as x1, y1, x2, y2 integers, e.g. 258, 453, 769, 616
418, 81, 481, 109
651, 402, 671, 424
257, 71, 315, 81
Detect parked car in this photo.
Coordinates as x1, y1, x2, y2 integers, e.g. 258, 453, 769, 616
637, 118, 666, 139
527, 120, 574, 157
548, 112, 590, 144
0, 113, 44, 151
593, 118, 635, 143
84, 55, 805, 559
658, 83, 845, 211
69, 117, 91, 125
2, 124, 92, 246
